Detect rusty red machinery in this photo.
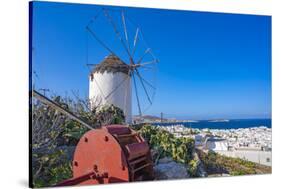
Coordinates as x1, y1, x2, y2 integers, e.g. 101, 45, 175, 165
56, 125, 154, 186
32, 89, 154, 186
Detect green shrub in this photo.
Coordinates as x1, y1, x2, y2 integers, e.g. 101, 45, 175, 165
188, 159, 199, 177
197, 149, 271, 176
138, 125, 195, 164
95, 104, 125, 125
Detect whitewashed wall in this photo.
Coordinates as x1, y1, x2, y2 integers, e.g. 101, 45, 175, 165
89, 71, 132, 123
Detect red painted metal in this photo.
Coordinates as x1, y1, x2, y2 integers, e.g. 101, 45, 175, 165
104, 124, 131, 135
125, 142, 149, 160
60, 124, 154, 186
56, 171, 98, 186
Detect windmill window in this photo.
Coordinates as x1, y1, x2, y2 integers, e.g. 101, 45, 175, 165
90, 74, 93, 81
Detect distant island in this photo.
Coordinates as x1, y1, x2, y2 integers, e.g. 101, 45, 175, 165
208, 119, 230, 123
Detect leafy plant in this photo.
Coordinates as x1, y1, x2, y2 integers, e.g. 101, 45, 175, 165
95, 104, 125, 125
188, 159, 199, 177
138, 125, 195, 164
197, 149, 271, 176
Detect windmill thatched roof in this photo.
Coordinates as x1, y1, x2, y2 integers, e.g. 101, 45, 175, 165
92, 54, 130, 75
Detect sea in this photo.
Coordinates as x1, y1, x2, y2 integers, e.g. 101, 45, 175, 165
152, 119, 271, 130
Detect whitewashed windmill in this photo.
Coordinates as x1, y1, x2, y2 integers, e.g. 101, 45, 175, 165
87, 8, 158, 123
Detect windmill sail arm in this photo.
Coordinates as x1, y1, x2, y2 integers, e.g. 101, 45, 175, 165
86, 8, 103, 28
132, 27, 139, 56
86, 26, 117, 56
103, 9, 133, 60
132, 59, 158, 67
136, 48, 151, 65
132, 73, 142, 116
134, 69, 152, 105
121, 10, 131, 53
134, 71, 156, 90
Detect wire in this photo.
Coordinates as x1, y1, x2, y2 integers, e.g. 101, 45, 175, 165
104, 73, 130, 101
132, 73, 142, 116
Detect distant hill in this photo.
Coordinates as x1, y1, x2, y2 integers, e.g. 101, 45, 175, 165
133, 115, 168, 122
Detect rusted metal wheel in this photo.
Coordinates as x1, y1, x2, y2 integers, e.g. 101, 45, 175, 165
68, 125, 154, 186
73, 128, 130, 185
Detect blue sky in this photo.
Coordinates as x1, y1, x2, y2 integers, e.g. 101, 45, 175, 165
31, 1, 271, 120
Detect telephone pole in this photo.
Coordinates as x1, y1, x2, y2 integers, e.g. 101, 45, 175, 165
39, 88, 50, 96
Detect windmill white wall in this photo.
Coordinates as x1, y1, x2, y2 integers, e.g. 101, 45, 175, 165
89, 71, 132, 123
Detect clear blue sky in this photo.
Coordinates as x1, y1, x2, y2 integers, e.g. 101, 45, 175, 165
31, 1, 271, 120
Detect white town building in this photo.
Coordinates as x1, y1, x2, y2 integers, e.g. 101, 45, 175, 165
204, 137, 228, 151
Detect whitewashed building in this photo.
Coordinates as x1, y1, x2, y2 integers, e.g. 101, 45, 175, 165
195, 134, 204, 146
89, 54, 132, 123
204, 137, 228, 151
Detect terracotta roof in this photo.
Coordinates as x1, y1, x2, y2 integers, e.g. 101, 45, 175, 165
92, 54, 130, 75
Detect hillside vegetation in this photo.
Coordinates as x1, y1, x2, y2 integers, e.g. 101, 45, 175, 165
196, 149, 271, 176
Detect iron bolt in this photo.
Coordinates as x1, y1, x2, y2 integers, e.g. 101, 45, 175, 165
93, 164, 98, 172
104, 136, 109, 141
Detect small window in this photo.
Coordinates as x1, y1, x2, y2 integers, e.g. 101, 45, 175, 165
90, 74, 93, 81
266, 157, 270, 162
